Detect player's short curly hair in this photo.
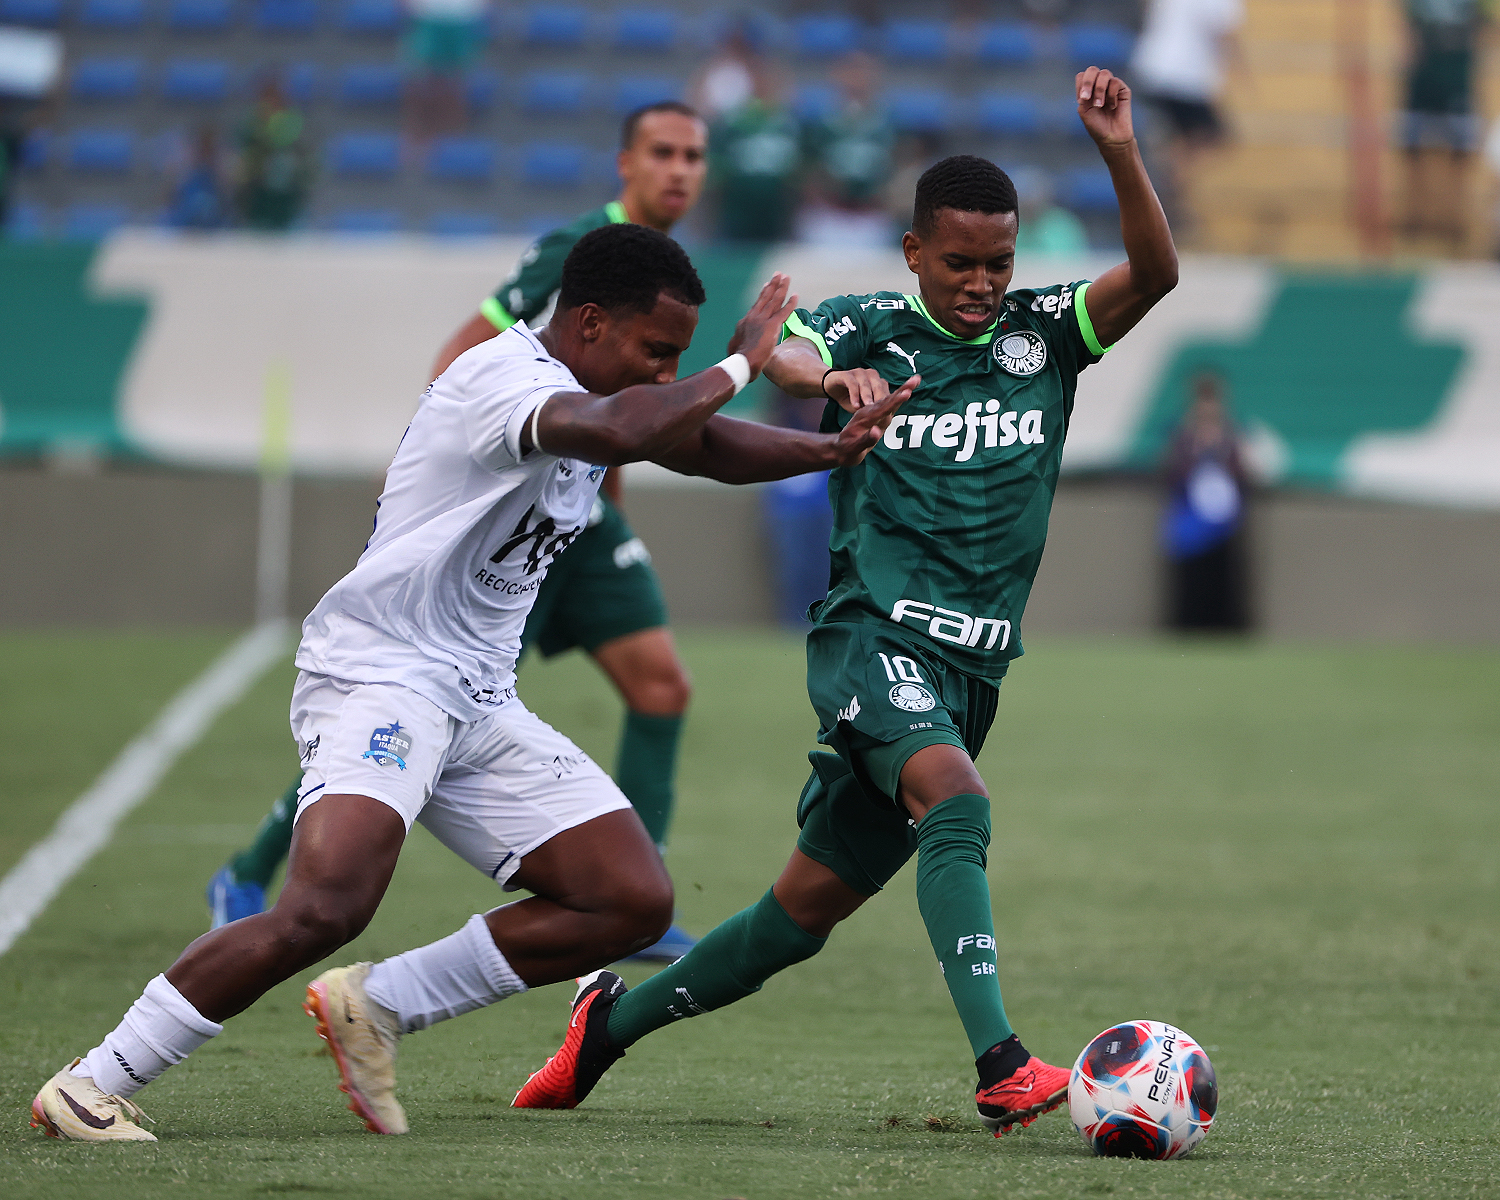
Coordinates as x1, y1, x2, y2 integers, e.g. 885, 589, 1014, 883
911, 155, 1018, 237
556, 224, 707, 316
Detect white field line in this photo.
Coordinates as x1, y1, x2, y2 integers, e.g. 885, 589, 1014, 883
0, 621, 290, 958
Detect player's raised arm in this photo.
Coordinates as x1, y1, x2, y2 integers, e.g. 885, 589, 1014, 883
1069, 67, 1179, 349
766, 336, 900, 414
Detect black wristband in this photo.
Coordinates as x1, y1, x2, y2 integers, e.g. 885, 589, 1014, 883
821, 367, 836, 399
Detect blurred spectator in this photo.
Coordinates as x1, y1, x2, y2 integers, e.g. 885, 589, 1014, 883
709, 68, 801, 243
0, 110, 21, 235
166, 125, 231, 231
404, 0, 487, 143
1012, 166, 1088, 255
883, 132, 945, 233
1161, 372, 1251, 632
688, 16, 762, 122
797, 51, 896, 247
762, 392, 833, 627
236, 75, 312, 232
1130, 0, 1244, 231
1399, 0, 1490, 254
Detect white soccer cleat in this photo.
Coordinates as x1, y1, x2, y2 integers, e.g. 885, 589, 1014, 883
31, 1060, 157, 1142
304, 962, 408, 1135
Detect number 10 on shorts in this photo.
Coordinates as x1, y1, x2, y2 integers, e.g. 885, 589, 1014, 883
877, 653, 925, 684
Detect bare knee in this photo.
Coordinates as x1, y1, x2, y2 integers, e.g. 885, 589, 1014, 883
621, 663, 691, 716
269, 893, 372, 962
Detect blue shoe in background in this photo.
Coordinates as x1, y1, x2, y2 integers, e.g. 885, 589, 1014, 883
622, 922, 698, 964
206, 865, 266, 929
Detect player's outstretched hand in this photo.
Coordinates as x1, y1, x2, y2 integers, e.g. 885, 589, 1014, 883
728, 273, 798, 381
831, 374, 918, 466
1076, 67, 1134, 147
824, 367, 890, 413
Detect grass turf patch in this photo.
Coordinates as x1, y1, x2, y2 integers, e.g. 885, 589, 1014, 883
1, 631, 1496, 1198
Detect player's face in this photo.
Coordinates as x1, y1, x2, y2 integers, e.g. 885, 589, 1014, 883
575, 293, 699, 394
618, 112, 709, 231
902, 209, 1019, 338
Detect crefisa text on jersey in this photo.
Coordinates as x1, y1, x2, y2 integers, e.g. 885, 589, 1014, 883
882, 401, 1046, 461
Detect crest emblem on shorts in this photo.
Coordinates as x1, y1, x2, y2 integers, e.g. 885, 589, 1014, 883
362, 721, 410, 770
889, 683, 936, 713
993, 330, 1047, 376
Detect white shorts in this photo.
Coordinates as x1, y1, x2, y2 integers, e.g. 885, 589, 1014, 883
290, 671, 632, 889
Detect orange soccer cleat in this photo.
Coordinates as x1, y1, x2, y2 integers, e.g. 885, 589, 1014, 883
512, 970, 627, 1110
975, 1056, 1071, 1137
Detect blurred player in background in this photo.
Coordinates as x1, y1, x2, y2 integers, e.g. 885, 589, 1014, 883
209, 101, 709, 962
513, 68, 1180, 1138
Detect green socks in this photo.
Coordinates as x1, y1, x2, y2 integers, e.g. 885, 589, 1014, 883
228, 776, 301, 888
915, 793, 1015, 1058
606, 889, 825, 1047
615, 711, 683, 850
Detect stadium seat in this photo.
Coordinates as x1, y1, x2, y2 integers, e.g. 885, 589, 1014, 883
63, 202, 130, 240
19, 130, 49, 170
327, 132, 399, 178
793, 14, 860, 59
284, 61, 319, 102
4, 200, 48, 239
975, 91, 1041, 138
611, 74, 680, 115
883, 87, 951, 135
611, 8, 676, 53
1061, 165, 1117, 213
879, 19, 948, 64
71, 58, 144, 103
68, 129, 136, 173
520, 141, 583, 189
465, 69, 501, 111
519, 70, 588, 116
338, 62, 402, 107
78, 0, 145, 30
167, 0, 233, 31
1042, 97, 1090, 139
162, 58, 232, 103
974, 22, 1038, 67
428, 136, 495, 182
255, 0, 318, 34
792, 82, 838, 124
328, 208, 402, 233
340, 0, 399, 35
521, 5, 587, 49
1065, 23, 1134, 70
0, 0, 62, 27
428, 210, 500, 237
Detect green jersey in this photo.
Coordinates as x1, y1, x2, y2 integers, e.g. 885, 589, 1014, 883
783, 281, 1109, 681
480, 201, 629, 332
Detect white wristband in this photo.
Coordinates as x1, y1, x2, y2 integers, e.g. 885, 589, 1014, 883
529, 397, 546, 456
717, 353, 751, 396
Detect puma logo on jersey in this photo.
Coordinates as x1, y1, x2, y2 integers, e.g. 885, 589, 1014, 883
890, 599, 1011, 650
882, 402, 1045, 461
885, 342, 920, 373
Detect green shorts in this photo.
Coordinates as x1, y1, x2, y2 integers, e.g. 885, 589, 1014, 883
796, 621, 1004, 895
521, 494, 670, 660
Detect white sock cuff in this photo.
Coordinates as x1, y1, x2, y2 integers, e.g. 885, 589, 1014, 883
460, 914, 526, 998
144, 975, 224, 1038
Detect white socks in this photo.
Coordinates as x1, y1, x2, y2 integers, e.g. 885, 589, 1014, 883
364, 914, 526, 1034
74, 974, 223, 1098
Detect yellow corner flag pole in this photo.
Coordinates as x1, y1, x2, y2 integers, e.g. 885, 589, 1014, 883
254, 360, 293, 627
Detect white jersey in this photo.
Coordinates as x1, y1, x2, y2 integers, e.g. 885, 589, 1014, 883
296, 321, 603, 721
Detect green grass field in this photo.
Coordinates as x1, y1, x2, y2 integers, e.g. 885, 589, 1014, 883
2, 629, 1497, 1199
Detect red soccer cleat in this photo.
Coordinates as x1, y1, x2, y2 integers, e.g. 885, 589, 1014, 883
512, 970, 627, 1110
975, 1056, 1071, 1137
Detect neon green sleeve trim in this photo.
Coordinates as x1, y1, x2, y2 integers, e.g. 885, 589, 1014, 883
781, 312, 833, 367
605, 200, 629, 224
1074, 281, 1110, 357
481, 295, 517, 333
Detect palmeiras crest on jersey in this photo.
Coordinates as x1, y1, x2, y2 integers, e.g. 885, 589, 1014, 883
362, 721, 411, 770
889, 682, 936, 712
993, 330, 1047, 376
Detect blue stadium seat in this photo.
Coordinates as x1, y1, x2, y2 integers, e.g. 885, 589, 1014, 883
465, 69, 500, 111
163, 59, 232, 102
521, 5, 587, 49
883, 87, 950, 135
71, 58, 144, 103
792, 82, 838, 124
880, 20, 948, 64
521, 141, 583, 189
341, 0, 399, 34
328, 132, 399, 177
338, 62, 402, 106
793, 14, 860, 58
1042, 97, 1089, 139
1061, 165, 1117, 213
255, 0, 318, 33
612, 75, 680, 115
976, 91, 1040, 138
20, 131, 50, 171
4, 200, 48, 239
68, 129, 136, 172
975, 22, 1037, 67
428, 136, 495, 182
428, 211, 501, 237
611, 8, 676, 53
284, 61, 319, 102
0, 0, 62, 27
64, 202, 130, 240
328, 208, 402, 233
519, 70, 588, 116
78, 0, 145, 30
1065, 23, 1134, 70
167, 0, 233, 30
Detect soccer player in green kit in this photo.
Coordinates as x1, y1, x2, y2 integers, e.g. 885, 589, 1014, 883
208, 103, 710, 960
513, 66, 1180, 1134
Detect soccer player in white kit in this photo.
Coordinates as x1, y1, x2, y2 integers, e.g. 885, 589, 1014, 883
30, 224, 914, 1142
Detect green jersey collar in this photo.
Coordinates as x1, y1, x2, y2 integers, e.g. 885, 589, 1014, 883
605, 200, 629, 224
905, 294, 997, 344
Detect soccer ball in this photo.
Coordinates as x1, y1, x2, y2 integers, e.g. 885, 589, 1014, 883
1068, 1021, 1217, 1159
